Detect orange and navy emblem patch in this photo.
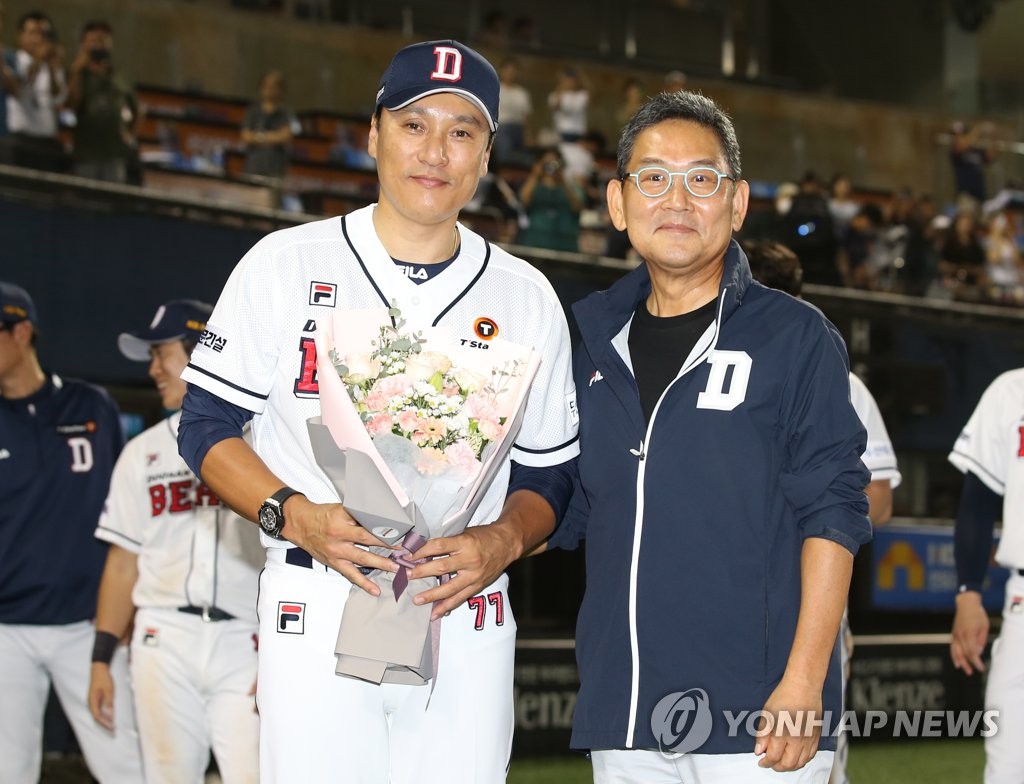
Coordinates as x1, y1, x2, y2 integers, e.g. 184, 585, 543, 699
474, 317, 499, 341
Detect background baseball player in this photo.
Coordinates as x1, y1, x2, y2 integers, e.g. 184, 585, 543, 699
949, 367, 1024, 784
90, 299, 262, 783
176, 40, 579, 783
744, 240, 902, 784
0, 281, 144, 783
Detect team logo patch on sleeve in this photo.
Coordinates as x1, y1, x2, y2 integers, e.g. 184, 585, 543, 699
309, 281, 337, 308
278, 602, 306, 634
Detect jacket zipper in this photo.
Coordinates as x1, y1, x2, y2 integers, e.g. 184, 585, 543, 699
624, 289, 728, 747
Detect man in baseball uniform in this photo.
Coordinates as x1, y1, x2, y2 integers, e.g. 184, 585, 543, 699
0, 281, 144, 783
89, 299, 262, 783
176, 41, 579, 783
949, 367, 1024, 784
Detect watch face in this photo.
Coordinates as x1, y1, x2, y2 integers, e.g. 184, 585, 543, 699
259, 504, 279, 533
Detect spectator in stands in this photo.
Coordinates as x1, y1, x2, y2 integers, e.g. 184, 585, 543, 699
938, 210, 986, 300
328, 122, 374, 171
517, 146, 583, 252
66, 21, 137, 184
614, 77, 645, 129
902, 193, 940, 297
950, 120, 993, 203
467, 161, 525, 244
0, 2, 18, 136
780, 171, 840, 286
827, 173, 859, 241
984, 210, 1024, 302
560, 129, 604, 206
869, 188, 915, 293
548, 66, 588, 143
493, 58, 531, 167
0, 11, 67, 171
241, 69, 298, 179
838, 202, 883, 290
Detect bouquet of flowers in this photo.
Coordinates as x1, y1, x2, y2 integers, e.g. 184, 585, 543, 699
306, 305, 540, 686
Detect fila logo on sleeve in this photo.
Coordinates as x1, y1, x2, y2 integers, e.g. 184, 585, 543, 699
431, 46, 463, 82
278, 602, 305, 634
309, 281, 337, 307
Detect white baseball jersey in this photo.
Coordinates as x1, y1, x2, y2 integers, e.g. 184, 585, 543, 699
182, 204, 581, 549
949, 368, 1024, 569
95, 411, 261, 782
184, 204, 579, 784
850, 372, 902, 488
95, 411, 263, 622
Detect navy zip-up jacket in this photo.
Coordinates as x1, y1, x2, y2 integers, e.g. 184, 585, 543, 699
550, 241, 871, 754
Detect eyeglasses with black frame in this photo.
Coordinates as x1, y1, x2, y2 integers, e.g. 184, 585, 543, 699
624, 165, 736, 199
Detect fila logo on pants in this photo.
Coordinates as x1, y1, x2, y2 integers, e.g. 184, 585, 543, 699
278, 602, 305, 634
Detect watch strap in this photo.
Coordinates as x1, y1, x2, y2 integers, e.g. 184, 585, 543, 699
268, 486, 303, 511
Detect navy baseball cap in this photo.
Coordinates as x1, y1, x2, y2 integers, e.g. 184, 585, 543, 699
118, 299, 213, 361
375, 40, 499, 131
0, 281, 38, 326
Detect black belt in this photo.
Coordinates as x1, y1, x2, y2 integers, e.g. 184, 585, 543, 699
1017, 568, 1024, 577
284, 547, 370, 574
177, 605, 235, 622
285, 547, 314, 569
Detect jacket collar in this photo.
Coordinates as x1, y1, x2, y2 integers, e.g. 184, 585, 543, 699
573, 238, 753, 353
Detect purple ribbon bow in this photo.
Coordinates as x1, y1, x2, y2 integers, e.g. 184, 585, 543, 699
390, 531, 453, 600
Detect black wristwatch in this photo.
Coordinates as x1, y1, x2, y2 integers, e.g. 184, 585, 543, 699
258, 487, 303, 540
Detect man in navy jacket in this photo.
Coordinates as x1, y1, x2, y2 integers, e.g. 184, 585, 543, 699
548, 92, 871, 782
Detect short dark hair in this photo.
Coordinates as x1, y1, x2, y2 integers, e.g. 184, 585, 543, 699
1, 319, 39, 347
616, 91, 742, 181
18, 11, 52, 32
743, 240, 803, 297
80, 20, 112, 39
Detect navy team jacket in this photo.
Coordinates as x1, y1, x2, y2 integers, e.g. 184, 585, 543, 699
550, 240, 871, 754
0, 374, 123, 625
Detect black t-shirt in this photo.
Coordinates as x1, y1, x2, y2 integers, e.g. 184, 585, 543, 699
628, 297, 717, 422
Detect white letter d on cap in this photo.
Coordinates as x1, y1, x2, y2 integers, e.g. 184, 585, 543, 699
696, 351, 751, 411
431, 46, 463, 81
